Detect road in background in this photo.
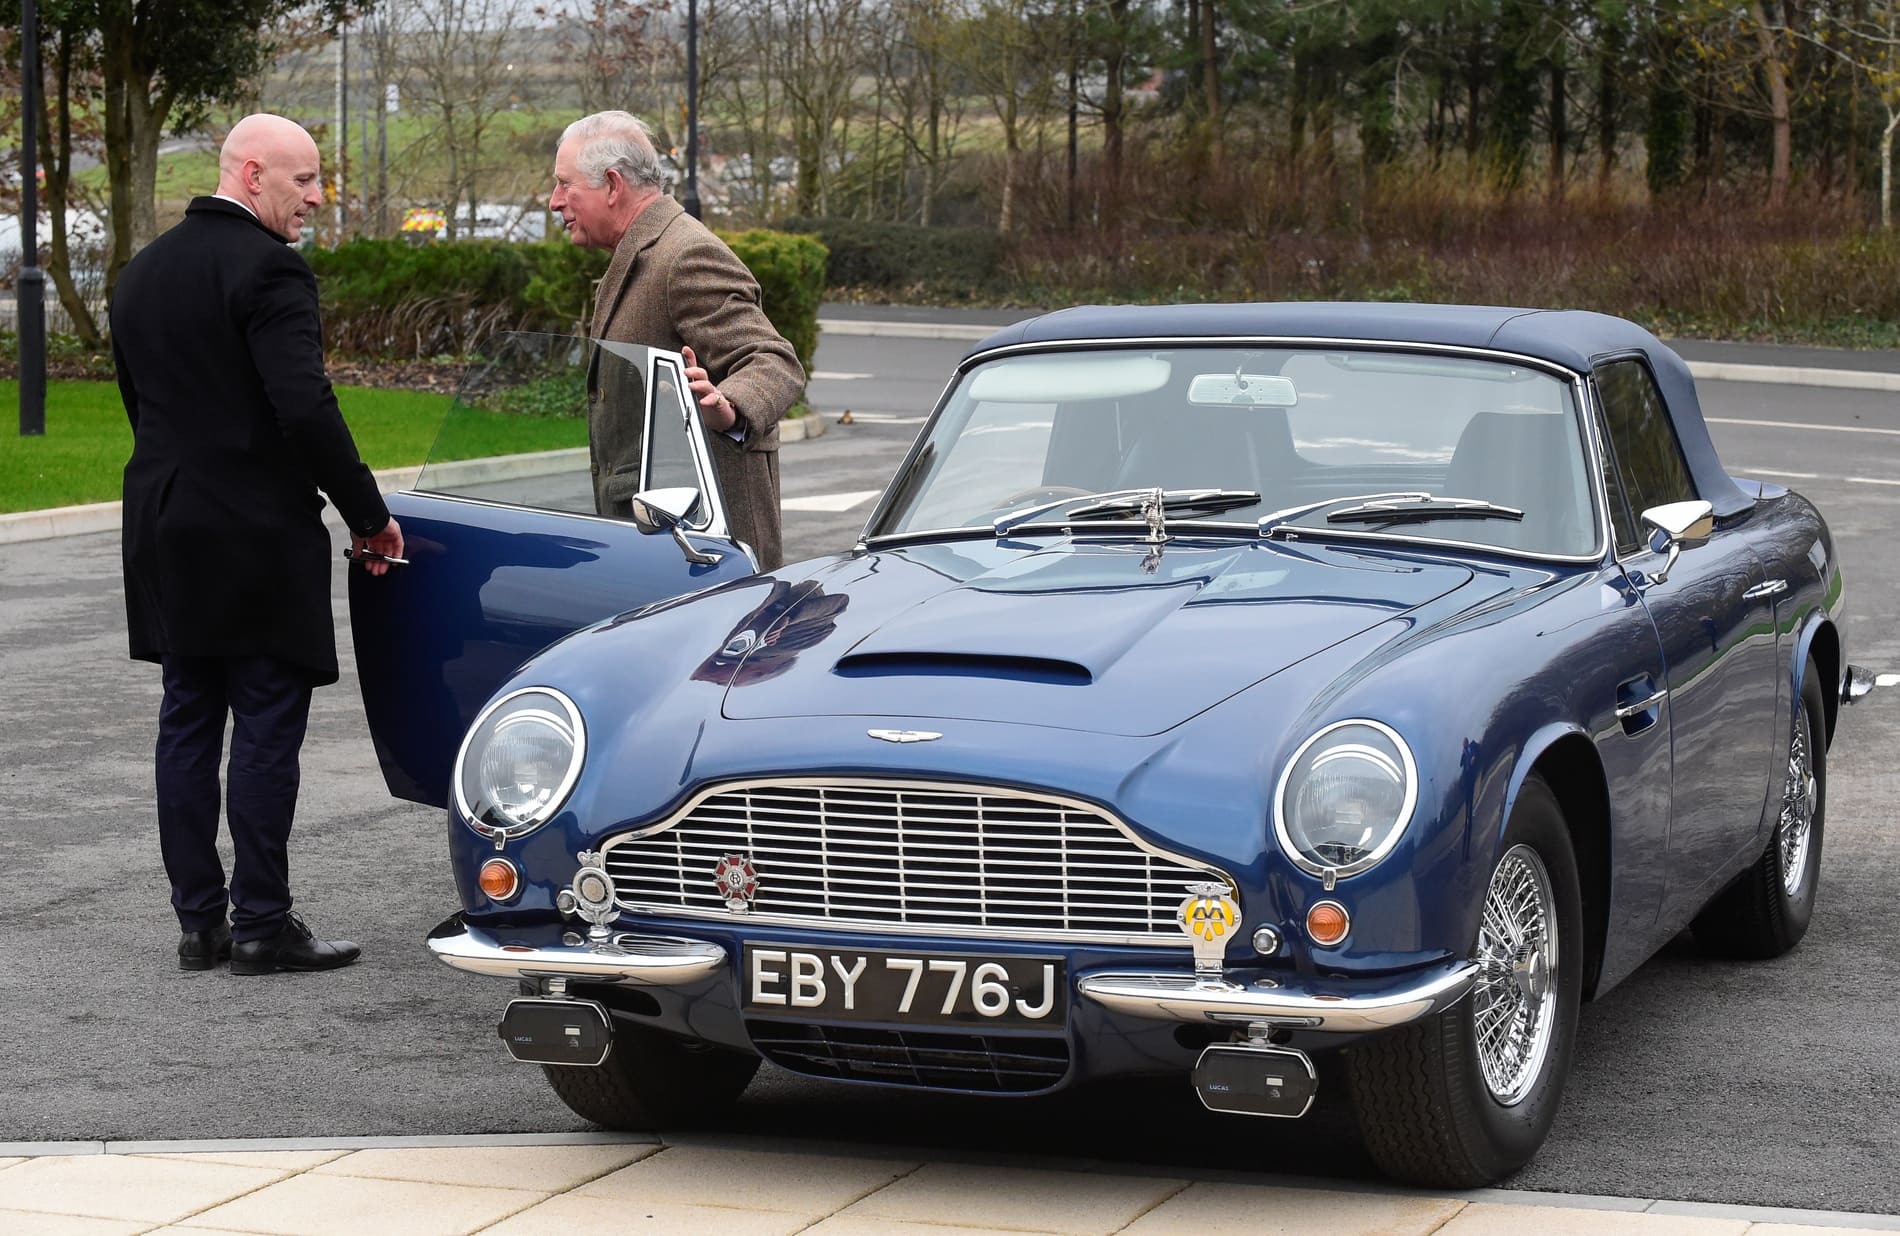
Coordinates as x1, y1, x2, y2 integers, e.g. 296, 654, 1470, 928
2, 327, 1895, 1212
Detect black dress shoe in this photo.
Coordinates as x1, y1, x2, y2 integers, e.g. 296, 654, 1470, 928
230, 912, 361, 975
177, 922, 232, 971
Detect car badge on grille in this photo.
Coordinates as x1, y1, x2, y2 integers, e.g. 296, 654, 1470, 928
1179, 881, 1240, 981
713, 853, 759, 913
556, 849, 622, 942
867, 728, 943, 743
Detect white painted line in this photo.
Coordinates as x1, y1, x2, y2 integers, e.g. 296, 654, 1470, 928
1687, 360, 1900, 392
838, 412, 928, 424
1709, 416, 1900, 436
783, 489, 882, 513
1737, 466, 1900, 488
810, 370, 873, 380
820, 319, 998, 340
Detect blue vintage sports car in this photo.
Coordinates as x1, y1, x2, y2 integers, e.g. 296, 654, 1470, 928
351, 305, 1873, 1187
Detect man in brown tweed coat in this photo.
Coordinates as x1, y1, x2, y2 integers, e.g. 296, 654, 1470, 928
550, 110, 805, 570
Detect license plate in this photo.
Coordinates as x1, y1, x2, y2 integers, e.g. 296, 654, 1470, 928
742, 944, 1067, 1029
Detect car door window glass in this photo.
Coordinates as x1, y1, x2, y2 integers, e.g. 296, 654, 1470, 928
1591, 403, 1642, 557
412, 332, 719, 526
1594, 360, 1698, 525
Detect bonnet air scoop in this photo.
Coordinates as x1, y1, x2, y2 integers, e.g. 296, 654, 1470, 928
835, 651, 1093, 685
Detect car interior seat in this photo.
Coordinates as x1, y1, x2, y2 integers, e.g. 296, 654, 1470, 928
1442, 411, 1594, 553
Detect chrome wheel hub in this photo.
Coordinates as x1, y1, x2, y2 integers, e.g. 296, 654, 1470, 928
1472, 844, 1559, 1106
1777, 706, 1816, 897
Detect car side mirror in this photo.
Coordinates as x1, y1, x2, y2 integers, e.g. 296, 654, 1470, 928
1639, 499, 1714, 585
628, 487, 723, 565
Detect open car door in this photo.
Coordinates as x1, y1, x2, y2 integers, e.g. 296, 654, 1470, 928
348, 332, 756, 807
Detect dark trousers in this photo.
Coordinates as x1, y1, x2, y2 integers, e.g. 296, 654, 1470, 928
156, 654, 312, 942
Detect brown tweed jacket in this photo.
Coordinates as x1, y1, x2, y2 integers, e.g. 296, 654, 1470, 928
587, 193, 805, 570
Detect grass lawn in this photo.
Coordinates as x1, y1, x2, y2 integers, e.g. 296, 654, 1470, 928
0, 378, 586, 515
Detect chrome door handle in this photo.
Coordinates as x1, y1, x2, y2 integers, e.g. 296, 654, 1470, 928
1742, 578, 1788, 600
1615, 690, 1669, 720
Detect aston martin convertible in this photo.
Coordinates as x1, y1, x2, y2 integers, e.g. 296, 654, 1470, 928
351, 304, 1870, 1186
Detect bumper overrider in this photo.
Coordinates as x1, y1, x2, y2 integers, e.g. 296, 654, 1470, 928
425, 913, 1478, 1035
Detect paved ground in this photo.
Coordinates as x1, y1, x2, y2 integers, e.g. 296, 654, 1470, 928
8, 1134, 1900, 1234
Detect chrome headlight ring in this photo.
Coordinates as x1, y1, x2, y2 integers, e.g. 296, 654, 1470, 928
452, 686, 586, 845
1272, 718, 1419, 883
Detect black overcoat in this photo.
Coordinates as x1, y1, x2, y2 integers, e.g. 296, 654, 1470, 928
111, 198, 388, 686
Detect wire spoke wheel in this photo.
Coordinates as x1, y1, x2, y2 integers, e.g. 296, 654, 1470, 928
1777, 704, 1817, 897
1470, 844, 1559, 1106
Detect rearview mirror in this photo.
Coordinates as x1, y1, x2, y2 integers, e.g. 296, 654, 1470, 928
1640, 499, 1714, 585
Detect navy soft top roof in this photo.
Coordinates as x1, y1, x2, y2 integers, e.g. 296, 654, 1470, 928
965, 302, 1753, 518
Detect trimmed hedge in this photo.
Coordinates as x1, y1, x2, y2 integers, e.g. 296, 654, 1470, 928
304, 227, 826, 371
777, 215, 1003, 297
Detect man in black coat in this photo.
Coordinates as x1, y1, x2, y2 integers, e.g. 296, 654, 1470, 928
112, 113, 405, 975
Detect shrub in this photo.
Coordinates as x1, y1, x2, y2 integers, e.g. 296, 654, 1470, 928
307, 231, 823, 366
777, 215, 1003, 299
718, 228, 828, 373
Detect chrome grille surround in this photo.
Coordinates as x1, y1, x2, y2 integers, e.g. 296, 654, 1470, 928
598, 778, 1229, 947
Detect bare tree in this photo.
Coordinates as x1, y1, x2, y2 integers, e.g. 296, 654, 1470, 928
958, 0, 1060, 232
872, 0, 972, 224
396, 0, 521, 238
701, 0, 791, 220
769, 0, 870, 216
1777, 2, 1900, 226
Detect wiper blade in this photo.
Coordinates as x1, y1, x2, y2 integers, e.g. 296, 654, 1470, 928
992, 488, 1258, 536
1325, 495, 1524, 524
1067, 488, 1261, 520
992, 488, 1150, 536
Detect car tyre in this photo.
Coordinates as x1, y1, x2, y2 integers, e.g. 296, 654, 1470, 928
1692, 658, 1826, 960
1344, 772, 1583, 1188
541, 1016, 760, 1129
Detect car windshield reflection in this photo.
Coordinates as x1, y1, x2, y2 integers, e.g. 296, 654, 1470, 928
872, 345, 1599, 558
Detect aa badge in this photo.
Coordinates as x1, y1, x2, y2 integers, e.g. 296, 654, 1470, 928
1179, 883, 1238, 943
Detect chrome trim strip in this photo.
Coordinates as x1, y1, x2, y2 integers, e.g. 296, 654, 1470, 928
1078, 960, 1478, 1033
1614, 690, 1670, 720
391, 490, 758, 573
425, 915, 726, 985
601, 776, 1231, 948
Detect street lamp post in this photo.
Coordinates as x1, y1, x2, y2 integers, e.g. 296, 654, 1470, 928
19, 0, 48, 437
681, 0, 701, 220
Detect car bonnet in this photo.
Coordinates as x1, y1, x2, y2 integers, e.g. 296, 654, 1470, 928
716, 539, 1479, 737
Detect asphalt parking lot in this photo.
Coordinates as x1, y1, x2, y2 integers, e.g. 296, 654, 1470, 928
2, 325, 1896, 1213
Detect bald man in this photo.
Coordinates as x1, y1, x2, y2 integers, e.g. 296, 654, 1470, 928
550, 110, 804, 569
112, 113, 403, 976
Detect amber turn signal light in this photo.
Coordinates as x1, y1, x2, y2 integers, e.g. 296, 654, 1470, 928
479, 858, 520, 902
1306, 899, 1350, 946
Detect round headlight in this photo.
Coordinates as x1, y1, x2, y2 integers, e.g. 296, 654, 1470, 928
453, 687, 585, 840
1274, 719, 1417, 879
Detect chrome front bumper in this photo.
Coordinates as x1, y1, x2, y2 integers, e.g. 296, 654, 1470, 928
428, 914, 1474, 1034
1078, 960, 1478, 1033
426, 915, 725, 985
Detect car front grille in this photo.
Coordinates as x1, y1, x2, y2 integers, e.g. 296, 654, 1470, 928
745, 1019, 1070, 1093
599, 779, 1220, 945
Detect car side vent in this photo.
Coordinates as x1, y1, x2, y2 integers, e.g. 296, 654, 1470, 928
834, 652, 1092, 685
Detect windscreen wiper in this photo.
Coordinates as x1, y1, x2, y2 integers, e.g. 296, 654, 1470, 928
1324, 494, 1523, 524
992, 488, 1259, 537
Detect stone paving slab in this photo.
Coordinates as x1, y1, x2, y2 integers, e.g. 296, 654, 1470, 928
1120, 1181, 1464, 1235
4, 1139, 1900, 1235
